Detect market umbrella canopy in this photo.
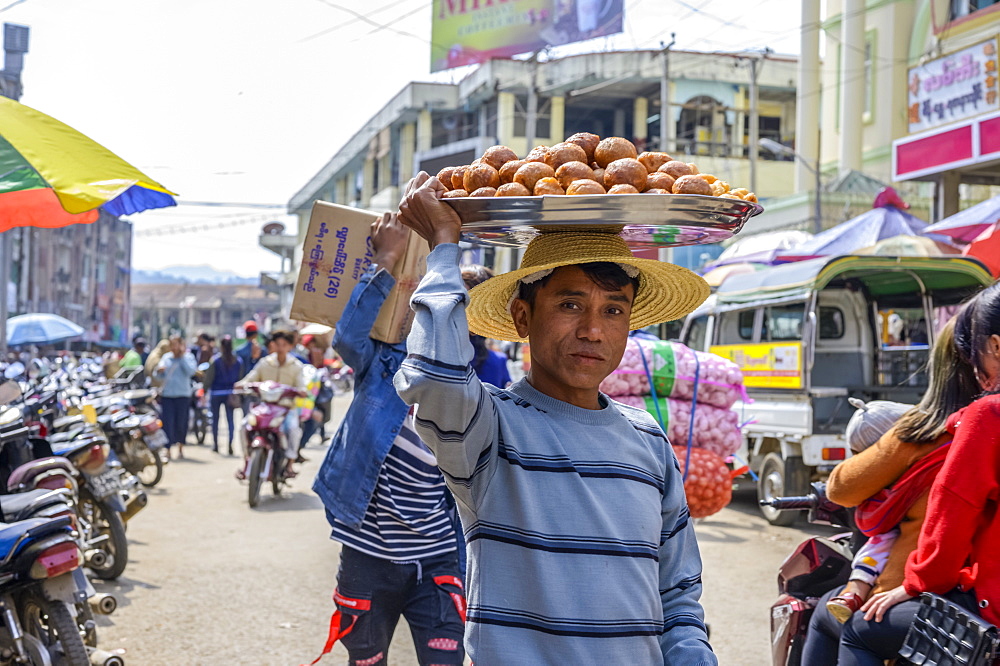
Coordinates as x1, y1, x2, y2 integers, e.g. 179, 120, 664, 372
701, 262, 766, 288
6, 313, 84, 346
779, 199, 935, 262
962, 222, 1000, 278
704, 229, 813, 269
855, 234, 961, 258
0, 96, 177, 232
923, 195, 1000, 243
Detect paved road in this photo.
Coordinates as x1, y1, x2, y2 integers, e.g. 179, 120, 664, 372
95, 394, 833, 665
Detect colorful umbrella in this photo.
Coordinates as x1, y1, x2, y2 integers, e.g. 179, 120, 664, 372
963, 222, 1000, 278
778, 204, 935, 261
923, 195, 1000, 243
701, 262, 766, 288
855, 234, 961, 258
0, 96, 177, 232
6, 313, 84, 346
705, 229, 813, 270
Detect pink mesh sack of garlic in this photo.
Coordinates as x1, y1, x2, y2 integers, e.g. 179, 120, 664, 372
611, 395, 741, 458
600, 339, 745, 409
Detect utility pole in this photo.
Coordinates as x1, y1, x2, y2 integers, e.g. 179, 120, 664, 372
525, 51, 541, 148
746, 48, 770, 195
658, 34, 676, 153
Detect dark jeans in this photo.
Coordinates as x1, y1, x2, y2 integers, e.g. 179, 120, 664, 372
334, 547, 465, 666
210, 393, 236, 450
300, 402, 330, 449
160, 396, 190, 448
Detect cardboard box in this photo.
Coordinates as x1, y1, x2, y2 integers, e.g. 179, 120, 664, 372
290, 201, 429, 344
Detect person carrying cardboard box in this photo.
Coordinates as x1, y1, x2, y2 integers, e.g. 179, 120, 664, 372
307, 213, 468, 666
393, 172, 718, 664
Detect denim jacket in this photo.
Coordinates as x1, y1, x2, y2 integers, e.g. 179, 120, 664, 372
312, 266, 410, 528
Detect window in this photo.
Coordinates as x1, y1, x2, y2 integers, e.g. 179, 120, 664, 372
738, 310, 756, 340
863, 30, 877, 123
685, 316, 709, 350
819, 307, 845, 339
950, 0, 1000, 19
513, 96, 552, 138
764, 305, 805, 341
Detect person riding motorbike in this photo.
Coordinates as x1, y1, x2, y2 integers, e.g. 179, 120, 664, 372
234, 329, 307, 471
842, 283, 1000, 665
800, 317, 979, 665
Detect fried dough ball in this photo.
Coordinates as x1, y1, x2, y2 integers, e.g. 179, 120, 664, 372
555, 161, 595, 189
729, 188, 750, 198
608, 184, 640, 194
711, 181, 731, 196
699, 173, 718, 184
742, 192, 759, 203
594, 137, 638, 168
672, 175, 713, 196
658, 161, 694, 179
545, 142, 589, 170
565, 132, 601, 162
470, 187, 497, 197
566, 179, 606, 195
718, 193, 742, 200
525, 145, 549, 163
443, 189, 469, 198
514, 162, 556, 192
646, 188, 672, 194
464, 163, 501, 192
499, 160, 526, 184
533, 177, 565, 195
437, 166, 457, 189
451, 166, 470, 191
481, 145, 518, 170
497, 182, 531, 197
637, 152, 673, 174
592, 167, 606, 184
603, 158, 648, 191
687, 163, 700, 174
646, 172, 676, 192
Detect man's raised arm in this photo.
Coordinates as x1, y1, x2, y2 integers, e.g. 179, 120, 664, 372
392, 173, 499, 509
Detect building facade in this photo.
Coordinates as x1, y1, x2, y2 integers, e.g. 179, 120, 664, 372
287, 48, 800, 273
131, 282, 280, 343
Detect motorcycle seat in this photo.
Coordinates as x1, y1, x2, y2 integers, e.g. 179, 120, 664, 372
52, 415, 85, 430
7, 457, 76, 491
0, 518, 52, 560
52, 439, 101, 459
0, 489, 66, 522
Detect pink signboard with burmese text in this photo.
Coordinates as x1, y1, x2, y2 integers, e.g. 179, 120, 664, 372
908, 38, 1000, 134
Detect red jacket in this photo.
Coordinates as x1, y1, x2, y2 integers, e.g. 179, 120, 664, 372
904, 393, 1000, 625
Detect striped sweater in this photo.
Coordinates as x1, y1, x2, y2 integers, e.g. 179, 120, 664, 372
394, 243, 716, 665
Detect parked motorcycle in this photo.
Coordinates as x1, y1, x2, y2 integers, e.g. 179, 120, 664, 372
239, 382, 299, 508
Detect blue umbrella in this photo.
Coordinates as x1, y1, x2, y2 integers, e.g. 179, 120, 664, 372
779, 205, 936, 261
6, 313, 84, 346
923, 195, 1000, 243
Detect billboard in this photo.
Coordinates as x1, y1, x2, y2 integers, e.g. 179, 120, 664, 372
431, 0, 624, 73
907, 38, 999, 134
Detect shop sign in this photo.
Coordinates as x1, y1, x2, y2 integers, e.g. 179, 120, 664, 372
908, 38, 999, 133
709, 342, 803, 390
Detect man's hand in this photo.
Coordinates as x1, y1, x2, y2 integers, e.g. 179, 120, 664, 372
371, 212, 409, 274
398, 172, 463, 249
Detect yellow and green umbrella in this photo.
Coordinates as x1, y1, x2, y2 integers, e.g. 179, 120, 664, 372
0, 96, 176, 232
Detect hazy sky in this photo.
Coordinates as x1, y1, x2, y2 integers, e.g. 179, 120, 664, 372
4, 0, 804, 276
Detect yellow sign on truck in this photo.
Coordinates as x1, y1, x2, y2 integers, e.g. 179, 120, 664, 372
710, 343, 803, 389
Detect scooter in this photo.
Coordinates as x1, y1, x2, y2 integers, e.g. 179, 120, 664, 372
761, 482, 859, 666
238, 382, 300, 508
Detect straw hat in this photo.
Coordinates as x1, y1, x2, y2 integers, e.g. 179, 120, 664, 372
467, 232, 710, 342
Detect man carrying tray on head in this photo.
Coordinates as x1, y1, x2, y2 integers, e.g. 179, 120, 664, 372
394, 172, 717, 665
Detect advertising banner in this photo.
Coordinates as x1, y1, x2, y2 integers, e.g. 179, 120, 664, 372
709, 342, 803, 390
431, 0, 624, 73
908, 38, 999, 133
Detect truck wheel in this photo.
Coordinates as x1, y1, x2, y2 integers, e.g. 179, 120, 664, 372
757, 453, 809, 527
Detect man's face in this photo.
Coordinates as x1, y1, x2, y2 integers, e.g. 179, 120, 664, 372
273, 338, 293, 357
511, 265, 634, 394
169, 339, 184, 356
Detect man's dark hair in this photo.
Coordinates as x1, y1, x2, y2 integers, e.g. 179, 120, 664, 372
270, 330, 296, 345
517, 262, 640, 308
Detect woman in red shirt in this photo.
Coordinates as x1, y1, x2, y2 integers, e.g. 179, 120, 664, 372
841, 283, 1000, 665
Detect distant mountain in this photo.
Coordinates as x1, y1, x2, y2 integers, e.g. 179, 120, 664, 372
133, 265, 257, 285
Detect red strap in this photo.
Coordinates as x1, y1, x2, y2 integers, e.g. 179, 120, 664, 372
300, 591, 369, 665
434, 575, 467, 623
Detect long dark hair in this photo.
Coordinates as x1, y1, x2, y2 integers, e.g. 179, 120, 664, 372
955, 282, 1000, 391
220, 335, 236, 366
894, 318, 979, 444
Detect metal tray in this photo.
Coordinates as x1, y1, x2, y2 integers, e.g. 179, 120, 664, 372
446, 193, 763, 249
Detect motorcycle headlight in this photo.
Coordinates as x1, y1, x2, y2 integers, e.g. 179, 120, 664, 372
269, 415, 284, 429
261, 388, 284, 403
